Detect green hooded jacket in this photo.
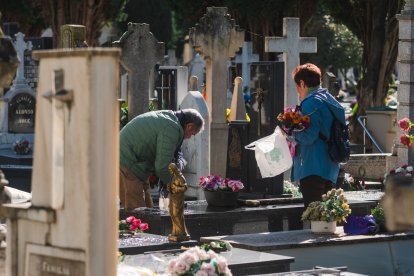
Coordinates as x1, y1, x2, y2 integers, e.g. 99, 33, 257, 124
120, 110, 183, 184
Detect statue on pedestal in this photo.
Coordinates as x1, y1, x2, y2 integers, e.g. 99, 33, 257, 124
167, 163, 190, 242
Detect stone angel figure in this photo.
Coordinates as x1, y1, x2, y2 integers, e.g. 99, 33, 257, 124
167, 163, 190, 242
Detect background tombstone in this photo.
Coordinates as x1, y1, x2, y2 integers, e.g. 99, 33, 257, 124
155, 66, 188, 110
234, 41, 259, 91
0, 32, 36, 192
247, 61, 285, 195
265, 17, 317, 107
113, 23, 165, 120
189, 7, 244, 177
4, 48, 121, 275
180, 91, 210, 199
60, 24, 87, 48
226, 77, 249, 186
187, 53, 205, 92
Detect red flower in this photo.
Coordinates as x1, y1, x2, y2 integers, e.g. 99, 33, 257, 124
139, 223, 149, 231
399, 118, 413, 131
400, 134, 413, 147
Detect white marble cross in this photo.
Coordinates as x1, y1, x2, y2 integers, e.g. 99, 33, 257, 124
265, 18, 317, 107
234, 41, 259, 90
13, 32, 32, 88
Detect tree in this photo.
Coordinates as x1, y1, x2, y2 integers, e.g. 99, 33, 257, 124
320, 0, 404, 143
0, 0, 129, 46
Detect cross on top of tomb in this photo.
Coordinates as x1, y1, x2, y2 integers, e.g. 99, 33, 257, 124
12, 32, 32, 89
265, 17, 317, 107
234, 41, 259, 90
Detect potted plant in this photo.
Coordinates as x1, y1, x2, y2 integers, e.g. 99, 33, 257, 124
301, 188, 351, 233
199, 175, 244, 207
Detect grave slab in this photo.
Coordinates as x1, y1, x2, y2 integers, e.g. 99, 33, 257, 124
120, 247, 294, 275
201, 227, 414, 276
118, 233, 197, 255
121, 194, 380, 240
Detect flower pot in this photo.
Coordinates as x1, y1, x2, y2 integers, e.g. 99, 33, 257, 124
311, 220, 337, 234
203, 190, 239, 207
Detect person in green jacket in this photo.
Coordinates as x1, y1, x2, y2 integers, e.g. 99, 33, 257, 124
119, 108, 204, 209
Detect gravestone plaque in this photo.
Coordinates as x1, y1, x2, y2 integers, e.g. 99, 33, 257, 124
8, 92, 36, 133
248, 61, 284, 194
25, 244, 86, 276
24, 37, 53, 89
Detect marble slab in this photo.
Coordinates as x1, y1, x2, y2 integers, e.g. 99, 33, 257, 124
120, 247, 294, 276
118, 233, 197, 255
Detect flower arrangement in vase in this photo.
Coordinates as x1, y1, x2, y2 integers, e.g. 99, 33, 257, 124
301, 188, 351, 233
167, 246, 232, 276
199, 175, 244, 207
118, 216, 148, 237
382, 164, 414, 186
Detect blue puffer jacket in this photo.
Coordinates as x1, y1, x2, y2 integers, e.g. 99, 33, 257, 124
120, 110, 183, 184
292, 88, 345, 183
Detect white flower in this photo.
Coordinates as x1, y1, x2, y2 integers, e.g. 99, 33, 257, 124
407, 166, 413, 172
395, 167, 404, 173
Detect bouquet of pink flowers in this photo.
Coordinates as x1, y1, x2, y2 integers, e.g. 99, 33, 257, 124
199, 175, 244, 192
399, 118, 414, 147
167, 246, 232, 276
119, 216, 149, 233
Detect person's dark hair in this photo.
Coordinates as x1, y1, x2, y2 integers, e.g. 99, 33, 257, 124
292, 63, 322, 87
175, 108, 205, 132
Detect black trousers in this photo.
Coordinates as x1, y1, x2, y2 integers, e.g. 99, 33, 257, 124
299, 175, 333, 208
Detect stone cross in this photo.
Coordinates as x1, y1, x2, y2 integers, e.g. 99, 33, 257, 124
229, 77, 248, 122
189, 7, 244, 177
265, 18, 317, 107
12, 32, 32, 88
234, 41, 259, 91
114, 23, 165, 120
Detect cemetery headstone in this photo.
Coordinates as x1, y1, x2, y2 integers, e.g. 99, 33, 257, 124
0, 32, 36, 192
114, 23, 165, 120
234, 41, 259, 91
227, 77, 249, 186
3, 48, 121, 275
187, 53, 205, 92
180, 91, 209, 199
265, 17, 317, 107
189, 7, 244, 177
247, 61, 285, 194
60, 24, 87, 48
155, 66, 188, 110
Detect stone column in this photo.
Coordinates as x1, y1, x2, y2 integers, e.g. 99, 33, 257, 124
189, 7, 244, 177
396, 1, 414, 166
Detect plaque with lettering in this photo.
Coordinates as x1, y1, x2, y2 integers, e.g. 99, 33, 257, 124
25, 245, 86, 276
8, 93, 36, 133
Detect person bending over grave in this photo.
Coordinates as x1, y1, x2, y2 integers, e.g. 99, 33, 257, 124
290, 63, 346, 208
119, 108, 204, 209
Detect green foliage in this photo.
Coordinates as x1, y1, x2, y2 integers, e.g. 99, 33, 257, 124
120, 102, 128, 128
305, 12, 363, 73
371, 203, 386, 232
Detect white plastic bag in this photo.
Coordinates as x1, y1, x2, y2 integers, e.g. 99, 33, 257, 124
245, 126, 292, 178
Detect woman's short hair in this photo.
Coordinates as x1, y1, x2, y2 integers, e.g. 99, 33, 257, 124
292, 63, 322, 88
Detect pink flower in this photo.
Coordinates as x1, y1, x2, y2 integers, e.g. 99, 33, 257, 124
194, 271, 208, 276
400, 134, 413, 147
139, 223, 148, 231
180, 251, 198, 266
174, 260, 190, 274
126, 216, 135, 223
216, 256, 229, 273
133, 218, 141, 225
399, 118, 413, 131
200, 262, 216, 275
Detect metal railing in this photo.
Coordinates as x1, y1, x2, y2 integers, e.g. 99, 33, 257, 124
357, 116, 384, 153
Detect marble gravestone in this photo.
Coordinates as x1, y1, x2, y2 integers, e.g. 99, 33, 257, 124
265, 17, 317, 108
180, 91, 210, 199
3, 48, 121, 276
189, 7, 244, 177
114, 23, 165, 121
234, 41, 259, 92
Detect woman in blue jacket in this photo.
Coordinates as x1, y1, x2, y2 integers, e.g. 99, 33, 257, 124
291, 63, 346, 208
